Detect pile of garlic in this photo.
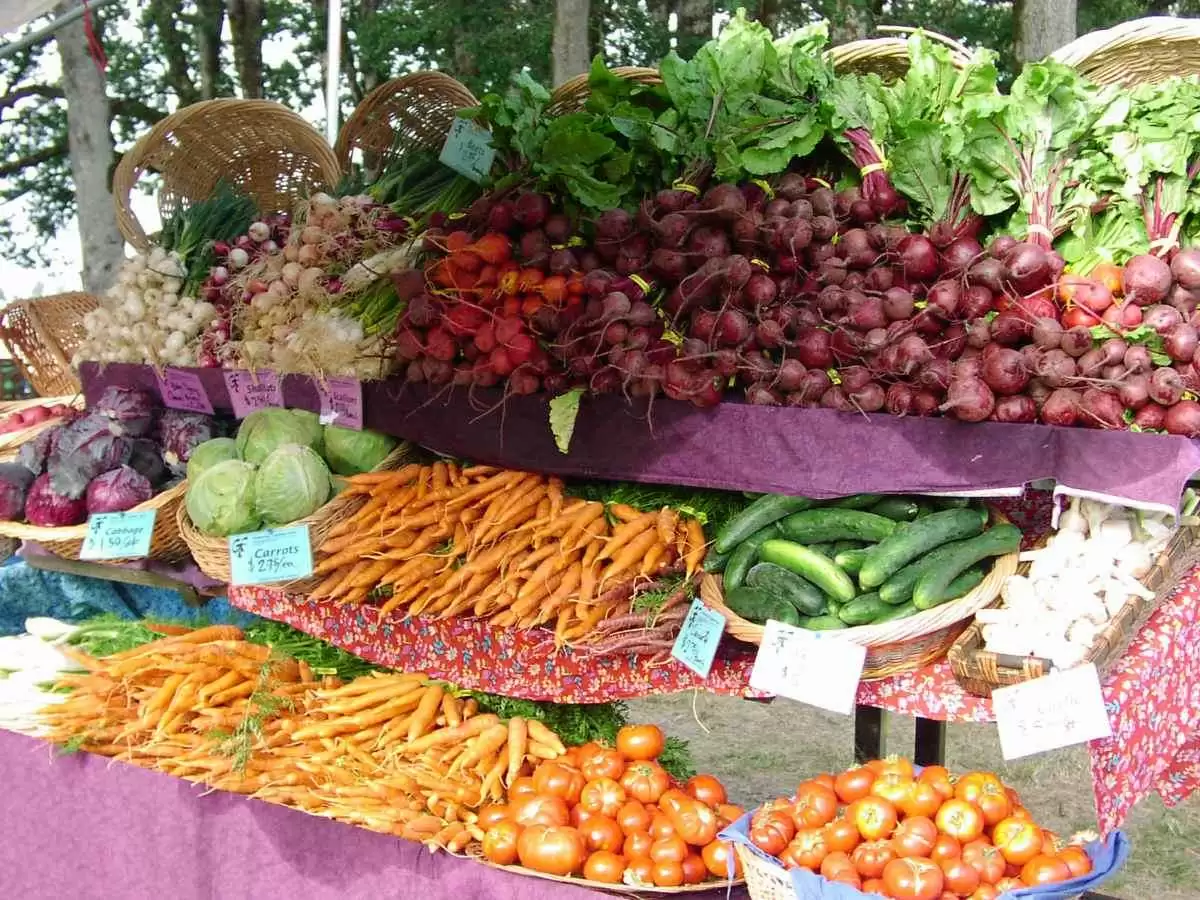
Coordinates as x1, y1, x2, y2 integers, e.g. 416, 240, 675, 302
75, 247, 217, 368
978, 498, 1175, 669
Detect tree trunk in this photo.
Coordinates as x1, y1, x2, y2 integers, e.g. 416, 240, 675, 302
755, 0, 781, 34
1014, 0, 1077, 63
147, 0, 198, 105
552, 0, 591, 87
228, 0, 265, 99
195, 0, 225, 100
825, 0, 875, 45
54, 2, 124, 293
674, 0, 712, 60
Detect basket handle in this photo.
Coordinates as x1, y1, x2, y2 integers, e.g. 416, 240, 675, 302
22, 301, 74, 377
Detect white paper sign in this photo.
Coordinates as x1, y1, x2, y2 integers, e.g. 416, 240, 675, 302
749, 619, 866, 715
993, 663, 1113, 760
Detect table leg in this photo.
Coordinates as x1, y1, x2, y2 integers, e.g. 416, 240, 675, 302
854, 706, 885, 763
914, 717, 946, 766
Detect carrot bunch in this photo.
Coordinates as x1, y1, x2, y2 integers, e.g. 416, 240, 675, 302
313, 462, 707, 644
40, 626, 569, 851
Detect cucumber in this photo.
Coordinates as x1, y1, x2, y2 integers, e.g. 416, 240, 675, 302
870, 497, 923, 521
702, 547, 731, 573
723, 586, 802, 627
831, 540, 867, 555
716, 494, 815, 554
758, 539, 858, 604
879, 540, 979, 605
833, 547, 869, 575
745, 562, 827, 617
807, 543, 833, 558
830, 493, 884, 510
801, 615, 849, 630
912, 525, 1021, 609
929, 496, 972, 509
858, 508, 988, 589
838, 593, 890, 626
824, 600, 843, 618
722, 524, 781, 590
778, 509, 898, 545
874, 600, 919, 623
939, 567, 986, 603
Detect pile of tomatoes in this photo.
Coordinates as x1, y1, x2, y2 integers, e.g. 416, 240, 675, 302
748, 758, 1093, 899
477, 723, 744, 887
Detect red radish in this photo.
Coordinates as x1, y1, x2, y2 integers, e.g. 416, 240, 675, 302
1080, 388, 1124, 429
1135, 403, 1168, 429
992, 395, 1037, 423
1122, 254, 1173, 305
1171, 249, 1200, 291
981, 348, 1030, 395
943, 376, 995, 422
1041, 388, 1081, 426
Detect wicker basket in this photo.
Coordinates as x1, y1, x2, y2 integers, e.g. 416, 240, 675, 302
825, 28, 971, 81
335, 71, 479, 173
700, 532, 1019, 680
0, 293, 97, 396
178, 443, 414, 586
0, 395, 83, 453
0, 480, 189, 563
948, 524, 1200, 697
112, 99, 342, 251
734, 842, 796, 900
463, 847, 742, 894
1051, 16, 1200, 87
547, 66, 663, 115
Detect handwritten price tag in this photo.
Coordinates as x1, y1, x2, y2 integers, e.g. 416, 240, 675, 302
80, 510, 157, 561
749, 620, 866, 715
439, 118, 496, 183
316, 376, 363, 430
228, 525, 314, 586
670, 599, 726, 677
994, 663, 1112, 760
224, 369, 282, 419
158, 368, 213, 414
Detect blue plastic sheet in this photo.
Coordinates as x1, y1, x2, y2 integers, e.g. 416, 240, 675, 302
720, 812, 1129, 900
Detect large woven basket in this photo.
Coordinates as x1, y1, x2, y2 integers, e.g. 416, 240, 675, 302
825, 27, 970, 81
948, 524, 1200, 697
112, 99, 342, 251
547, 66, 663, 115
178, 443, 414, 586
335, 71, 479, 173
462, 848, 742, 894
0, 293, 96, 396
735, 842, 796, 900
0, 479, 189, 563
1051, 16, 1200, 87
0, 394, 84, 459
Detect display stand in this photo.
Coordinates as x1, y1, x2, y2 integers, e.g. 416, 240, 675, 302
21, 553, 208, 607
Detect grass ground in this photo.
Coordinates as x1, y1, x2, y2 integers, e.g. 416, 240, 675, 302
628, 693, 1200, 899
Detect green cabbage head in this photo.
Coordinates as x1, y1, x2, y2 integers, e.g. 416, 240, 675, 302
186, 459, 260, 537
254, 444, 332, 526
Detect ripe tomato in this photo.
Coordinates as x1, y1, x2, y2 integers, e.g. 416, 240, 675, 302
995, 876, 1025, 892
621, 761, 670, 804
533, 762, 585, 805
1058, 845, 1093, 878
835, 766, 876, 803
821, 850, 856, 879
930, 834, 961, 863
583, 850, 625, 884
862, 878, 886, 895
801, 772, 838, 792
571, 805, 595, 828
787, 827, 830, 871
940, 856, 981, 895
517, 824, 586, 876
992, 817, 1044, 865
1040, 829, 1062, 855
849, 796, 899, 841
827, 868, 862, 889
652, 860, 684, 887
574, 741, 605, 767
872, 771, 915, 807
481, 820, 521, 865
701, 839, 742, 879
617, 799, 651, 835
579, 778, 626, 818
623, 830, 653, 859
650, 834, 688, 864
580, 815, 624, 854
875, 757, 916, 780
626, 856, 654, 885
891, 816, 938, 858
648, 813, 677, 841
935, 799, 984, 843
616, 724, 665, 761
976, 792, 1012, 827
1021, 853, 1073, 886
717, 803, 745, 827
954, 773, 1005, 805
512, 794, 570, 827
968, 886, 1000, 900
824, 818, 861, 853
477, 804, 511, 830
680, 854, 708, 884
749, 811, 795, 855
961, 840, 1006, 884
685, 774, 727, 807
581, 749, 627, 781
793, 783, 839, 829
660, 792, 719, 847
882, 856, 945, 900
918, 765, 955, 802
508, 776, 538, 799
900, 781, 944, 819
851, 840, 897, 879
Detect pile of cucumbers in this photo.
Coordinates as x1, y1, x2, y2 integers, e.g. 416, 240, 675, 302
708, 492, 1021, 630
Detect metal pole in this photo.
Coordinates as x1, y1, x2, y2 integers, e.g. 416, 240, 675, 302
0, 0, 121, 61
325, 0, 342, 146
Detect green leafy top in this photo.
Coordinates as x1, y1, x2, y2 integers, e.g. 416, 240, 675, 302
158, 180, 257, 295
549, 387, 584, 455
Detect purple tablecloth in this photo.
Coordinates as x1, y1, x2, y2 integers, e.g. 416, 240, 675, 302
0, 730, 747, 899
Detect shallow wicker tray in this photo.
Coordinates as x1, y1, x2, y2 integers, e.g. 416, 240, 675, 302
0, 293, 97, 397
0, 394, 84, 457
547, 66, 663, 115
178, 443, 415, 586
0, 479, 189, 563
1051, 16, 1200, 87
463, 848, 743, 895
825, 27, 970, 81
948, 524, 1200, 697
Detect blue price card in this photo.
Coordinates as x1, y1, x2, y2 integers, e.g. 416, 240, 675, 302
670, 599, 726, 678
439, 118, 496, 183
80, 510, 157, 560
228, 525, 314, 586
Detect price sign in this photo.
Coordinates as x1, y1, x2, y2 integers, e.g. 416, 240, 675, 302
80, 510, 157, 560
224, 369, 282, 419
670, 599, 726, 677
158, 368, 213, 414
994, 663, 1113, 760
316, 376, 363, 430
749, 620, 866, 715
228, 525, 314, 586
439, 118, 496, 183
